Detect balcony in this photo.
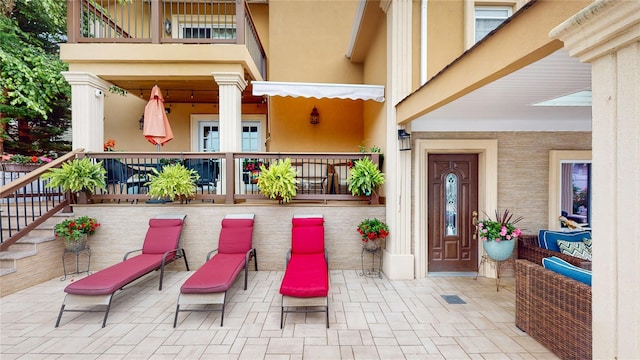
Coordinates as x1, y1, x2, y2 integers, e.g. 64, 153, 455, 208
66, 0, 266, 79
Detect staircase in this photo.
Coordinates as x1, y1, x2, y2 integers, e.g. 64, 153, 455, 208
0, 211, 73, 296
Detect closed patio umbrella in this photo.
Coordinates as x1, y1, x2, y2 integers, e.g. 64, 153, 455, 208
143, 85, 173, 150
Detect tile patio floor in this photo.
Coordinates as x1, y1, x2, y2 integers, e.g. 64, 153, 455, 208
1, 270, 558, 359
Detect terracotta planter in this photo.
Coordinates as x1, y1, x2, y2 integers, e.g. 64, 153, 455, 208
2, 163, 42, 172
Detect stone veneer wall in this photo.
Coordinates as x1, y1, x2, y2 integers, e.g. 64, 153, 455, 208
412, 131, 591, 234
71, 203, 385, 273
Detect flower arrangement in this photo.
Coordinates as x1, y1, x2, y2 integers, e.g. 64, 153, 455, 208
243, 158, 264, 172
54, 216, 100, 241
357, 218, 389, 243
477, 209, 523, 242
103, 139, 116, 151
1, 153, 53, 165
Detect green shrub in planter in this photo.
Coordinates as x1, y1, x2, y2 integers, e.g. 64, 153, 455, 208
42, 158, 107, 194
347, 157, 385, 196
256, 158, 298, 203
146, 163, 199, 203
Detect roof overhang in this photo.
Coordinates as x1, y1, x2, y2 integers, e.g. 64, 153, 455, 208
396, 0, 593, 125
252, 81, 385, 102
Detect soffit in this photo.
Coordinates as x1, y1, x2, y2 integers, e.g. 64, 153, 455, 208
396, 0, 592, 124
410, 49, 592, 131
348, 0, 384, 63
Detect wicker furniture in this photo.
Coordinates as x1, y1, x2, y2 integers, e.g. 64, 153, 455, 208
518, 234, 591, 270
515, 259, 592, 360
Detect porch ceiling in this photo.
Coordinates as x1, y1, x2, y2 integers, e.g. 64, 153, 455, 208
108, 78, 265, 104
411, 49, 592, 131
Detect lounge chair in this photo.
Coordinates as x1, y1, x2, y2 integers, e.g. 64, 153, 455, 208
174, 214, 257, 327
279, 214, 329, 328
55, 214, 189, 328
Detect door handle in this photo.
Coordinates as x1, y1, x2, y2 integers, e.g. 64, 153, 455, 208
472, 210, 478, 240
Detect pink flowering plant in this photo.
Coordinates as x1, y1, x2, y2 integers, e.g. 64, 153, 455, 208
357, 218, 389, 243
1, 154, 53, 165
477, 209, 523, 242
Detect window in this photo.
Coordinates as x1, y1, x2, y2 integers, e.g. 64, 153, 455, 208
548, 150, 592, 230
171, 15, 236, 40
195, 120, 261, 152
474, 6, 511, 43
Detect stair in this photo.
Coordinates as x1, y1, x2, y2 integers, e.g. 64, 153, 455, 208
0, 213, 72, 277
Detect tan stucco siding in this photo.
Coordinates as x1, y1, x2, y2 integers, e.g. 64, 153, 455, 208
427, 0, 466, 80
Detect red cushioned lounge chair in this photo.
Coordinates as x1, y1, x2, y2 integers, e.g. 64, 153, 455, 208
174, 214, 256, 327
55, 214, 189, 328
280, 214, 329, 328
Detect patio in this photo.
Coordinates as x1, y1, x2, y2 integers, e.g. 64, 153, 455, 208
0, 270, 557, 359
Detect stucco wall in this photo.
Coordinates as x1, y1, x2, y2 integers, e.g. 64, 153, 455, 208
412, 131, 592, 233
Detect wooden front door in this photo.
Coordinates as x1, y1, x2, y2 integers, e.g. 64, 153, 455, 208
428, 154, 479, 272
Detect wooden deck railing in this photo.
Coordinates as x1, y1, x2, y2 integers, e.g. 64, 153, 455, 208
66, 0, 267, 78
1, 151, 381, 251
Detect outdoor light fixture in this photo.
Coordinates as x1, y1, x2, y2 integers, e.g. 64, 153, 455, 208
138, 114, 144, 130
310, 106, 319, 125
164, 19, 172, 35
398, 129, 411, 151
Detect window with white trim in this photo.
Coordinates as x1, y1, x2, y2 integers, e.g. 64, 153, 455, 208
171, 15, 236, 40
197, 121, 261, 152
474, 6, 512, 43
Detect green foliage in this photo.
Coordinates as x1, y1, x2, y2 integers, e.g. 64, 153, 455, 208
357, 218, 389, 243
347, 157, 385, 196
256, 158, 298, 203
146, 163, 199, 202
54, 216, 100, 241
0, 0, 71, 155
42, 158, 107, 193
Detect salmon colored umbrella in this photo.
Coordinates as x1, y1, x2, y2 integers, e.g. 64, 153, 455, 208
143, 85, 174, 148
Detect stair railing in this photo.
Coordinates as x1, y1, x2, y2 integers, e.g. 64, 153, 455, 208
0, 151, 82, 251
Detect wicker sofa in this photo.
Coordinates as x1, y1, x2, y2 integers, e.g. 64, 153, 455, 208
518, 234, 591, 270
515, 259, 591, 360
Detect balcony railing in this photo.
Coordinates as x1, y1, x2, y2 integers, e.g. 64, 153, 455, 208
67, 0, 266, 77
1, 151, 381, 250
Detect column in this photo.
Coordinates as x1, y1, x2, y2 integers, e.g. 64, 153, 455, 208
551, 1, 640, 358
382, 0, 414, 280
62, 72, 110, 152
212, 72, 247, 152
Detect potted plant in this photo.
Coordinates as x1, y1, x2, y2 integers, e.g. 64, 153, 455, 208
476, 209, 523, 261
347, 157, 385, 196
357, 218, 389, 251
145, 163, 199, 203
256, 158, 298, 203
41, 157, 107, 203
1, 153, 54, 172
243, 158, 264, 184
54, 216, 100, 251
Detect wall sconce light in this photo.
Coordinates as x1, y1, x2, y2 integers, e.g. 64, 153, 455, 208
398, 129, 411, 151
310, 106, 320, 125
138, 114, 144, 130
164, 19, 172, 35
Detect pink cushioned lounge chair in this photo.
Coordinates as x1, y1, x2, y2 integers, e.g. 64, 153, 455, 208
279, 214, 329, 328
174, 214, 257, 327
55, 214, 189, 328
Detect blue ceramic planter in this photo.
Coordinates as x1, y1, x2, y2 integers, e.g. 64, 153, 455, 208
483, 239, 515, 261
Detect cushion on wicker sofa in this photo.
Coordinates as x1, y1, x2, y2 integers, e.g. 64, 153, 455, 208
542, 256, 592, 286
538, 230, 591, 252
557, 239, 592, 260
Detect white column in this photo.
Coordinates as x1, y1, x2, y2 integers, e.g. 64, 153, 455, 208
382, 0, 414, 280
62, 72, 110, 152
551, 1, 640, 358
212, 72, 247, 152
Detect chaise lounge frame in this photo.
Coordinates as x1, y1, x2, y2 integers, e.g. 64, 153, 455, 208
174, 213, 257, 327
55, 214, 189, 328
280, 214, 329, 328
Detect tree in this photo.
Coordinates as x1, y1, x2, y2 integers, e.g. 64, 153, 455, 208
0, 0, 71, 156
